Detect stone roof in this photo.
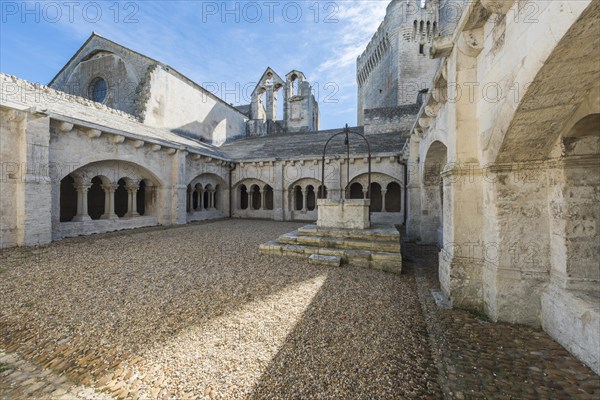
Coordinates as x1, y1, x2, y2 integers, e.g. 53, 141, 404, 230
0, 73, 228, 160
219, 127, 407, 161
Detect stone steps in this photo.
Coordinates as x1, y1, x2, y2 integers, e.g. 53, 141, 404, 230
309, 254, 342, 267
260, 224, 402, 274
298, 224, 400, 242
278, 231, 401, 252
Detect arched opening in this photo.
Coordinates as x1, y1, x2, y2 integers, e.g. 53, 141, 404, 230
386, 182, 401, 212
349, 182, 364, 199
251, 185, 261, 210
291, 75, 300, 96
294, 186, 303, 210
240, 185, 248, 210
204, 184, 212, 209
114, 179, 128, 218
412, 20, 417, 41
137, 180, 146, 216
88, 176, 106, 220
551, 114, 600, 289
306, 185, 316, 211
193, 185, 201, 210
60, 175, 77, 222
317, 185, 328, 199
264, 185, 274, 210
369, 182, 382, 212
422, 141, 448, 247
214, 184, 220, 209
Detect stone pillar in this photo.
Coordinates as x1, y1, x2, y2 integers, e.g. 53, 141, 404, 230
198, 189, 204, 211
188, 189, 193, 213
381, 189, 387, 213
248, 191, 253, 210
101, 184, 118, 220
126, 184, 139, 218
73, 183, 91, 222
362, 189, 368, 199
302, 188, 307, 212
209, 190, 215, 209
260, 190, 266, 210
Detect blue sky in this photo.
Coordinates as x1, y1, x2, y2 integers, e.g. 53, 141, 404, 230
1, 1, 389, 128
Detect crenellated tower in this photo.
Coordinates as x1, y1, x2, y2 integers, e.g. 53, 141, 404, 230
357, 0, 442, 125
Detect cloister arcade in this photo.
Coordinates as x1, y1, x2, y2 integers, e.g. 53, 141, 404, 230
186, 174, 227, 222
57, 161, 159, 239
347, 173, 403, 224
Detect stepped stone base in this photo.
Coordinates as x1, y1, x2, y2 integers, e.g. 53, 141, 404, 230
260, 224, 402, 274
309, 254, 342, 267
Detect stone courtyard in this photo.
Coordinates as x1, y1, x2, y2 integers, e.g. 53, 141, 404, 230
1, 220, 598, 399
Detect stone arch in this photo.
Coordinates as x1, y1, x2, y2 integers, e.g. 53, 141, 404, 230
349, 182, 364, 199
239, 185, 249, 210
386, 182, 402, 213
421, 140, 447, 247
348, 172, 403, 212
114, 178, 129, 218
549, 113, 600, 291
188, 173, 227, 213
264, 184, 274, 210
59, 160, 161, 223
59, 175, 77, 222
235, 178, 270, 212
88, 175, 109, 220
489, 1, 599, 164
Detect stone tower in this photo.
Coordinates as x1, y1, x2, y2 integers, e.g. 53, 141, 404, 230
357, 0, 441, 125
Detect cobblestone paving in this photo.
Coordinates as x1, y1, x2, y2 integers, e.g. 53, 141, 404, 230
404, 240, 600, 400
0, 350, 115, 399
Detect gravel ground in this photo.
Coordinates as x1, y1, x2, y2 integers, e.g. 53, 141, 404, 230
0, 219, 440, 399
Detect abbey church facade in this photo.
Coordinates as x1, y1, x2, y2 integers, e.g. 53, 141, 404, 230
1, 0, 598, 375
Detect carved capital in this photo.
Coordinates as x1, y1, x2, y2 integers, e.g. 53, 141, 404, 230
151, 144, 162, 152
101, 184, 118, 193
133, 140, 144, 148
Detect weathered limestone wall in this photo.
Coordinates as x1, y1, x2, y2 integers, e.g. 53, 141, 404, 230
49, 34, 153, 117
363, 105, 420, 134
231, 157, 404, 223
402, 0, 598, 373
142, 67, 247, 146
0, 108, 52, 248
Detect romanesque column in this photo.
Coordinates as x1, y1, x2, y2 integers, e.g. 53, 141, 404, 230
248, 190, 253, 210
101, 184, 118, 220
73, 183, 91, 222
188, 189, 193, 213
302, 188, 307, 212
362, 188, 369, 199
260, 189, 265, 210
209, 190, 215, 209
126, 184, 140, 218
381, 189, 387, 212
198, 188, 204, 211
